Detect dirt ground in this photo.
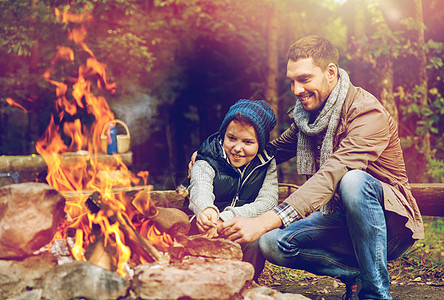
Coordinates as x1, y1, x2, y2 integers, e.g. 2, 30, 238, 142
258, 263, 444, 300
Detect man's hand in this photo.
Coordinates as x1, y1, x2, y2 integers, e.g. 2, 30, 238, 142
218, 210, 282, 243
188, 151, 198, 178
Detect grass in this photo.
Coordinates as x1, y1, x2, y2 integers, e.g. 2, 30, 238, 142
389, 216, 444, 282
259, 216, 444, 285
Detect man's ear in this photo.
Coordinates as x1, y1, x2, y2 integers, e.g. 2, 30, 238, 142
327, 63, 338, 83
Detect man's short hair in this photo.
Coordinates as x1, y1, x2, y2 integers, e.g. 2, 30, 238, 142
287, 35, 339, 70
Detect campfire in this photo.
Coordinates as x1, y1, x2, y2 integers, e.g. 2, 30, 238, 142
7, 6, 179, 275
0, 7, 273, 300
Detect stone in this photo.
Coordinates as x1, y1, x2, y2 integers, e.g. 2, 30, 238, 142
0, 182, 65, 258
0, 252, 57, 299
41, 261, 130, 300
176, 234, 243, 261
243, 286, 310, 300
133, 257, 254, 299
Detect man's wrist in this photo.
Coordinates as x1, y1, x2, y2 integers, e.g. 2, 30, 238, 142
273, 202, 302, 228
256, 210, 282, 233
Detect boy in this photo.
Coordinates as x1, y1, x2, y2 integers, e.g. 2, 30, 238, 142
188, 99, 278, 280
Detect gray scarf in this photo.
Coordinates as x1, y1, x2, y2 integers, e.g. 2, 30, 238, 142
293, 68, 350, 215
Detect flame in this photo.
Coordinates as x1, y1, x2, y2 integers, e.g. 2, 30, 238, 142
6, 97, 31, 113
7, 7, 177, 276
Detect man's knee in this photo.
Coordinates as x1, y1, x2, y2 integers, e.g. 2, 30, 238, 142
338, 170, 383, 207
339, 170, 368, 191
258, 230, 275, 255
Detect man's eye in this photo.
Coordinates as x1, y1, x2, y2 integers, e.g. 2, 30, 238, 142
228, 136, 236, 141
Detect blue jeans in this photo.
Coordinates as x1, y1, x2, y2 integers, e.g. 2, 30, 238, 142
259, 170, 414, 300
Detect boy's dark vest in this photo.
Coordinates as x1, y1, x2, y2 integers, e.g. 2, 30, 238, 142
196, 132, 276, 212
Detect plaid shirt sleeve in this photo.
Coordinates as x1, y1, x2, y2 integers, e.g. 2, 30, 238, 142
272, 202, 302, 228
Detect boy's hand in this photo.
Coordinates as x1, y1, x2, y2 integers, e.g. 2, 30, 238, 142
196, 207, 219, 235
201, 226, 219, 239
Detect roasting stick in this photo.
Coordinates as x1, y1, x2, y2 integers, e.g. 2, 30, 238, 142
176, 185, 218, 228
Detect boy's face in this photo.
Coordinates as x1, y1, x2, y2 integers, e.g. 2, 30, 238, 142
223, 120, 259, 168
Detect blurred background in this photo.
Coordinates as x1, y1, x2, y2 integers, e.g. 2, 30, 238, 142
1, 0, 443, 189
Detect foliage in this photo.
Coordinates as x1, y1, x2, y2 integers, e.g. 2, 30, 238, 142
398, 38, 444, 182
260, 261, 310, 285
0, 0, 443, 186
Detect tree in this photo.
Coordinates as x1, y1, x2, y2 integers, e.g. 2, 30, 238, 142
412, 0, 430, 159
364, 0, 399, 125
264, 2, 279, 141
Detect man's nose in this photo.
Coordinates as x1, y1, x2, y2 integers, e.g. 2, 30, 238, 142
293, 83, 305, 95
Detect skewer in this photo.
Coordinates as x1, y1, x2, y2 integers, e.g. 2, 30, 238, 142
176, 185, 218, 228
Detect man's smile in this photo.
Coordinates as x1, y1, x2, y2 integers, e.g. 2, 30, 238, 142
298, 93, 313, 103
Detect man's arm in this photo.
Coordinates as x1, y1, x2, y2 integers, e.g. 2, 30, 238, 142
271, 123, 298, 164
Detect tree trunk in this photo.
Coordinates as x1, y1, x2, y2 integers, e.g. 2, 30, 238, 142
413, 0, 431, 159
368, 0, 399, 126
265, 4, 279, 141
347, 0, 368, 89
28, 0, 40, 154
376, 55, 398, 126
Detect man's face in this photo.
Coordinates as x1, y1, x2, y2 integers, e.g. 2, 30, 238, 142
286, 57, 337, 112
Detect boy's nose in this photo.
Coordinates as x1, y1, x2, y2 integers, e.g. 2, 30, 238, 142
233, 142, 243, 151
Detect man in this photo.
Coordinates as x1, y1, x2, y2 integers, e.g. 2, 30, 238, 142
217, 35, 424, 299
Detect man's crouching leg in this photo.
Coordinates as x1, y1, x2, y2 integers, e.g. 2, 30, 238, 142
339, 169, 391, 300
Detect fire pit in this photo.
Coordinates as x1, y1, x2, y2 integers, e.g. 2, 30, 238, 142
0, 181, 259, 300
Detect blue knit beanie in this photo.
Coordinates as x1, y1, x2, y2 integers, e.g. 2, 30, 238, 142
219, 99, 277, 151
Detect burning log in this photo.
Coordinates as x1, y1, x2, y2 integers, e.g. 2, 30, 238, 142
85, 192, 168, 263
132, 189, 190, 237
85, 234, 113, 271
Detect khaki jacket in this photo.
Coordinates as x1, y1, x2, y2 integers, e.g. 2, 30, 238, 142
273, 85, 424, 239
